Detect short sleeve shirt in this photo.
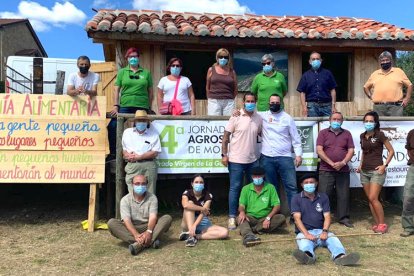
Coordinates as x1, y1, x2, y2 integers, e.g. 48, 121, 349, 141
360, 130, 388, 171
120, 192, 158, 223
317, 128, 355, 172
115, 66, 153, 109
239, 183, 280, 219
122, 126, 161, 155
251, 71, 287, 111
291, 192, 330, 233
296, 68, 337, 103
157, 76, 192, 113
405, 129, 414, 165
67, 71, 100, 94
182, 189, 213, 207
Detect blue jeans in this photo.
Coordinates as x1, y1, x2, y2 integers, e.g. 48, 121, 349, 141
296, 229, 346, 259
228, 161, 258, 217
307, 102, 332, 117
260, 154, 297, 210
107, 107, 148, 155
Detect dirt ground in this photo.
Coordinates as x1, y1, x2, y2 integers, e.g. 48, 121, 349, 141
1, 185, 413, 276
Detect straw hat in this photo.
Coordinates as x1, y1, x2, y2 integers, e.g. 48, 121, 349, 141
134, 110, 150, 121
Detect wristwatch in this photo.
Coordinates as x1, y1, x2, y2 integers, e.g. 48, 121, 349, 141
146, 229, 153, 234
322, 229, 328, 233
221, 153, 227, 157
266, 216, 271, 221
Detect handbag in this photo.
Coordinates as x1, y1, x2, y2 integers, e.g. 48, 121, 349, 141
160, 77, 183, 115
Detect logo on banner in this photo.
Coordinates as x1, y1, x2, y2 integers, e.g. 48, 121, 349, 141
297, 126, 314, 153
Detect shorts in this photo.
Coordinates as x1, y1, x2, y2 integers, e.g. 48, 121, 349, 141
195, 216, 212, 234
360, 170, 386, 186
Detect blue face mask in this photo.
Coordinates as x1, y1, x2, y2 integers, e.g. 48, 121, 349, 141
303, 183, 316, 193
135, 122, 147, 132
218, 58, 228, 66
253, 177, 264, 186
129, 57, 139, 66
263, 64, 273, 74
330, 121, 342, 130
193, 183, 204, 193
170, 67, 181, 76
133, 185, 147, 195
311, 60, 321, 70
364, 122, 375, 132
244, 102, 256, 112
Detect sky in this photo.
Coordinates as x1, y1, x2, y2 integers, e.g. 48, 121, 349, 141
1, 0, 414, 61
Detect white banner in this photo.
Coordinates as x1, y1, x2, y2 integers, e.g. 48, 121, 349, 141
320, 121, 411, 187
152, 120, 318, 174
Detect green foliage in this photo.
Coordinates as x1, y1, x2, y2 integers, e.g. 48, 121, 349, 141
396, 51, 414, 116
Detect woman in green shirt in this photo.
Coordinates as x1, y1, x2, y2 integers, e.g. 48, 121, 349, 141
251, 54, 287, 111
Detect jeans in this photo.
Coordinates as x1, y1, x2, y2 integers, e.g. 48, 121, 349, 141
107, 107, 148, 155
228, 161, 258, 217
402, 165, 414, 232
296, 229, 346, 259
307, 102, 332, 117
260, 154, 297, 210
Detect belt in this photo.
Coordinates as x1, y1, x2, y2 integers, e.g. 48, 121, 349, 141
374, 102, 402, 106
307, 101, 331, 105
128, 159, 155, 163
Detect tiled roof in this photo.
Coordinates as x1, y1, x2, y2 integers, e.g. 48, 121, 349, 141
0, 18, 28, 26
86, 10, 414, 41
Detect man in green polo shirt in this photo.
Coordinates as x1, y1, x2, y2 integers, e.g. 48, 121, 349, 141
237, 167, 286, 247
251, 54, 288, 111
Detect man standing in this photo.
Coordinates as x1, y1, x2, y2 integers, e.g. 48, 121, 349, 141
259, 94, 302, 211
67, 55, 99, 97
238, 167, 286, 247
364, 51, 412, 116
317, 112, 355, 228
122, 110, 161, 194
401, 128, 414, 237
222, 92, 262, 230
108, 174, 172, 255
292, 174, 360, 266
297, 52, 337, 117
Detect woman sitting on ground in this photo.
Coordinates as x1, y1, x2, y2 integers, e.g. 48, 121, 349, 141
179, 174, 229, 247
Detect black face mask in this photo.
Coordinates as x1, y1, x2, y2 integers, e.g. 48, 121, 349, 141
269, 103, 281, 113
79, 66, 90, 74
380, 62, 391, 71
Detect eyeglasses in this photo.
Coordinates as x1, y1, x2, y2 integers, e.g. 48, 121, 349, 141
129, 73, 140, 79
171, 64, 181, 68
218, 56, 229, 59
262, 62, 272, 66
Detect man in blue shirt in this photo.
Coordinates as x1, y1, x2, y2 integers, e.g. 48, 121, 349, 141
291, 173, 360, 266
297, 52, 337, 117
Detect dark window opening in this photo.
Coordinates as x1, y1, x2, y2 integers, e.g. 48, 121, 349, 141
301, 52, 351, 102
166, 50, 215, 100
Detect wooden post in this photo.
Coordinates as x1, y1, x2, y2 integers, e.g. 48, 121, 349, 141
88, 183, 99, 232
55, 70, 65, 95
32, 57, 43, 94
115, 116, 126, 218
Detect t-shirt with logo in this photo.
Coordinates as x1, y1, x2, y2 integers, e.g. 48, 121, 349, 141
182, 189, 213, 209
291, 192, 330, 234
360, 130, 387, 171
239, 182, 280, 219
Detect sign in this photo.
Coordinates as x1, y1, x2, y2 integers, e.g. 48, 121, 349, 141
0, 94, 106, 183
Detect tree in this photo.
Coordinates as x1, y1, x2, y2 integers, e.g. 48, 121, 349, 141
396, 51, 414, 116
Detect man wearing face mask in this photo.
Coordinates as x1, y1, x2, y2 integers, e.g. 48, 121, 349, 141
316, 112, 355, 228
107, 174, 172, 255
292, 174, 360, 266
122, 110, 161, 194
297, 52, 337, 117
222, 92, 262, 230
67, 55, 99, 96
238, 167, 286, 247
364, 51, 412, 116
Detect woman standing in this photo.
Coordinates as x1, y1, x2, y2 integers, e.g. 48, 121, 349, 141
157, 58, 195, 115
251, 54, 287, 112
107, 47, 153, 156
206, 48, 238, 115
357, 111, 395, 233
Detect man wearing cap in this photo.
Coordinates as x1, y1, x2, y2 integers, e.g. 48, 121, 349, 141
237, 167, 286, 247
122, 110, 161, 194
291, 174, 360, 266
108, 174, 172, 255
364, 51, 412, 116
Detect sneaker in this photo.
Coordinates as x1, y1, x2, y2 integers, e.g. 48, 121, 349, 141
228, 217, 237, 230
400, 231, 414, 237
129, 242, 144, 256
242, 234, 261, 247
375, 224, 388, 234
334, 253, 360, 266
152, 239, 160, 249
185, 236, 198, 247
293, 249, 315, 265
179, 231, 190, 241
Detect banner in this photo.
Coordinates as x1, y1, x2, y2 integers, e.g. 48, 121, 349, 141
152, 120, 318, 174
320, 121, 412, 187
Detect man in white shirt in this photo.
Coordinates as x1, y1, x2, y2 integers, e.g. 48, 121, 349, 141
259, 94, 302, 211
67, 55, 99, 96
122, 110, 161, 194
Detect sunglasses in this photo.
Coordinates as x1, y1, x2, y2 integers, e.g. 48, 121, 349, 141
129, 74, 140, 79
218, 56, 229, 59
171, 64, 181, 68
262, 62, 272, 66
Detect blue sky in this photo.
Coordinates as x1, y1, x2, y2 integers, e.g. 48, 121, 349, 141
1, 0, 414, 60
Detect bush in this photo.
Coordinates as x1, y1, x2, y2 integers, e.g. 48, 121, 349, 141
396, 51, 414, 116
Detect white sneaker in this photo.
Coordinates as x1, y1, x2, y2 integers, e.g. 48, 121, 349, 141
228, 217, 237, 230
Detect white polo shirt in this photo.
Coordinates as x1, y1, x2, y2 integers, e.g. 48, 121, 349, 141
259, 110, 302, 157
122, 126, 161, 155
